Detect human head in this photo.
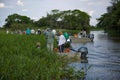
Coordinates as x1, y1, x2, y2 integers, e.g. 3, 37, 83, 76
59, 32, 63, 35
47, 28, 51, 32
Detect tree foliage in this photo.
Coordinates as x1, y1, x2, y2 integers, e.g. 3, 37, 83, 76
36, 9, 90, 32
97, 0, 120, 36
4, 9, 90, 32
4, 14, 35, 30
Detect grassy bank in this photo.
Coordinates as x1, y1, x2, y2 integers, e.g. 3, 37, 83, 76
0, 32, 86, 80
0, 33, 65, 80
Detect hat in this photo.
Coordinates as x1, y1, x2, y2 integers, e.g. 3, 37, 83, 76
59, 32, 63, 35
47, 28, 51, 31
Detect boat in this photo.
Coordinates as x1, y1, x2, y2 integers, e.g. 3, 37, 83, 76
70, 36, 93, 43
56, 47, 88, 62
57, 52, 81, 61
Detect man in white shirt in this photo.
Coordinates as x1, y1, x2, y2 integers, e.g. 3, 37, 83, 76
58, 32, 66, 53
31, 29, 35, 34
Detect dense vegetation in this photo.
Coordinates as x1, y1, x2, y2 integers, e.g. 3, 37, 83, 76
0, 31, 86, 80
4, 14, 36, 30
3, 9, 90, 33
36, 9, 90, 31
97, 0, 120, 36
0, 33, 61, 80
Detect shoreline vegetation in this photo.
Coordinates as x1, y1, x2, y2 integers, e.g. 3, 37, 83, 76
0, 31, 86, 80
0, 28, 119, 80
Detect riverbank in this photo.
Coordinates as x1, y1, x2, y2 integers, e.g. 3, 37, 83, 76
0, 32, 86, 80
0, 33, 65, 80
57, 52, 81, 62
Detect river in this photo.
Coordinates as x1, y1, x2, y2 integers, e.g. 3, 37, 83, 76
70, 30, 120, 80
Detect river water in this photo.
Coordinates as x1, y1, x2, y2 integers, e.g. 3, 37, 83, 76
70, 30, 120, 80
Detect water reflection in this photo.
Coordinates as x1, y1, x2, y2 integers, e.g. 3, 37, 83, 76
70, 30, 120, 80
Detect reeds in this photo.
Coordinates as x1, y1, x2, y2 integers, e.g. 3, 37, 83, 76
0, 32, 85, 80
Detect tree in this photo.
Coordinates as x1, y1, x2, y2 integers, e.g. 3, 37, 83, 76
4, 13, 34, 30
97, 0, 120, 36
36, 9, 90, 32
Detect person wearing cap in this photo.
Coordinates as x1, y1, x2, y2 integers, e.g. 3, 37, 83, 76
46, 28, 54, 51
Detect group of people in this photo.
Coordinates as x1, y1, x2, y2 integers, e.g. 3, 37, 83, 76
6, 28, 42, 35
6, 28, 71, 53
78, 30, 94, 40
25, 28, 42, 35
6, 28, 94, 53
45, 28, 70, 53
78, 30, 87, 38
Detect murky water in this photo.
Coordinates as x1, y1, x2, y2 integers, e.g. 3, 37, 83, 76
70, 30, 120, 80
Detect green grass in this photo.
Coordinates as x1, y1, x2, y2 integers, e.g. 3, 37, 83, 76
0, 33, 65, 80
0, 31, 86, 80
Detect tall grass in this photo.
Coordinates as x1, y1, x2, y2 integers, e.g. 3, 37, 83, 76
0, 33, 66, 80
0, 31, 86, 80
